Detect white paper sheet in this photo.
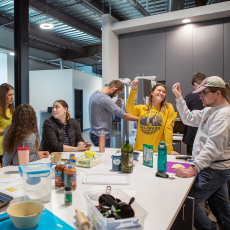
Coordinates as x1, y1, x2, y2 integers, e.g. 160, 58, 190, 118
0, 174, 20, 183
82, 174, 130, 185
0, 181, 23, 198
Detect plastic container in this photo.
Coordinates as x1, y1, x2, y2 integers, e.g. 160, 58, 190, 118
19, 163, 53, 203
158, 141, 167, 172
99, 135, 105, 153
77, 154, 102, 168
84, 188, 148, 230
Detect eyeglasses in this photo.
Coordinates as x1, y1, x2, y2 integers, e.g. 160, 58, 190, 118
199, 90, 214, 97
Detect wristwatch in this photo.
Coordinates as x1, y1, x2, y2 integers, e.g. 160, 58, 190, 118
191, 164, 198, 172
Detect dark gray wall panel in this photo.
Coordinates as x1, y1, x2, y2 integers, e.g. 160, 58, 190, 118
224, 18, 230, 83
166, 25, 193, 108
141, 28, 166, 81
119, 32, 142, 80
193, 20, 224, 78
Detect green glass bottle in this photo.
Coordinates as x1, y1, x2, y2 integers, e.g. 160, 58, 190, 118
121, 140, 134, 173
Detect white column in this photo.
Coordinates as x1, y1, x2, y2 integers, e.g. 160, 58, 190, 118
102, 14, 119, 87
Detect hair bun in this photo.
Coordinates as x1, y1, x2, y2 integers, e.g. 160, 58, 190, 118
66, 111, 71, 120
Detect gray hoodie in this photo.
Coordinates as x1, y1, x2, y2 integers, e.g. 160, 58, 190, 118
176, 97, 230, 172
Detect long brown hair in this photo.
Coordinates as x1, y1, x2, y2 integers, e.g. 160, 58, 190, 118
3, 104, 39, 154
54, 100, 71, 120
145, 83, 169, 114
0, 83, 15, 119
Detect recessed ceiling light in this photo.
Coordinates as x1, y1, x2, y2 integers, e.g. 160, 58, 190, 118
9, 52, 14, 56
182, 19, 191, 23
40, 23, 54, 29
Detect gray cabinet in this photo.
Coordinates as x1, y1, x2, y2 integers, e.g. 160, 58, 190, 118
119, 29, 166, 81
193, 19, 224, 78
173, 141, 181, 154
166, 25, 193, 108
119, 32, 142, 81
170, 196, 194, 230
141, 28, 166, 81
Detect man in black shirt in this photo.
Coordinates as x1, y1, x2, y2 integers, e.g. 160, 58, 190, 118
183, 72, 206, 155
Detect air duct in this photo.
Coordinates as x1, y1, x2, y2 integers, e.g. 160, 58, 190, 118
47, 58, 64, 69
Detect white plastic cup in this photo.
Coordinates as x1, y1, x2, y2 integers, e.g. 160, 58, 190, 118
17, 147, 30, 165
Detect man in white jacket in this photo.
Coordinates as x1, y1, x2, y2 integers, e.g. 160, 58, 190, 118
172, 76, 230, 230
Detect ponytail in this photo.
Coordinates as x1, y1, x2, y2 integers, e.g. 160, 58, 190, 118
66, 111, 71, 120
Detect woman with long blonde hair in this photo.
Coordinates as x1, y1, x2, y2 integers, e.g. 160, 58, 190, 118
0, 83, 15, 165
126, 79, 179, 155
2, 104, 49, 167
42, 100, 91, 152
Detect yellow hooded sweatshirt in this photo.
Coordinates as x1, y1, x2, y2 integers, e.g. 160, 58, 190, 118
126, 88, 175, 154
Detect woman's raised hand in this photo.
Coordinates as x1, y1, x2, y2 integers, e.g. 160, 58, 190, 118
172, 83, 182, 99
131, 79, 139, 90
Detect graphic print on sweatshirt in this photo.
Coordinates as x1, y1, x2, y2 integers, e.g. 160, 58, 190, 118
140, 111, 163, 135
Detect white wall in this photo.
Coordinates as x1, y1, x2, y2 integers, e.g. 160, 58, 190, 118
0, 53, 7, 85
7, 54, 14, 87
29, 69, 73, 135
72, 69, 102, 130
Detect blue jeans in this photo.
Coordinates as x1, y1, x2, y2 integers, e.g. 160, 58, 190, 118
188, 167, 230, 230
89, 133, 110, 148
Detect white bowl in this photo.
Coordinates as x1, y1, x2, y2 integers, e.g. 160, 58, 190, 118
7, 201, 44, 229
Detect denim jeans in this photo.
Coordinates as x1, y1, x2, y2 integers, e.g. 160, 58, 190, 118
89, 133, 110, 148
188, 167, 230, 230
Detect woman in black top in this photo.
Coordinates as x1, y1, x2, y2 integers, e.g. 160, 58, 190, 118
42, 100, 91, 153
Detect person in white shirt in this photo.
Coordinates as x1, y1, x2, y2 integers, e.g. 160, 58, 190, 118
172, 76, 230, 230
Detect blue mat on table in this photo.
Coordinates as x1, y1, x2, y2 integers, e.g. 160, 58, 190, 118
0, 209, 75, 230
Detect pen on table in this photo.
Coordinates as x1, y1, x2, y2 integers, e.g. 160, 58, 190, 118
0, 216, 9, 221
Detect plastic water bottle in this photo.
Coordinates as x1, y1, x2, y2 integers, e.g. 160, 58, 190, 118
158, 141, 167, 172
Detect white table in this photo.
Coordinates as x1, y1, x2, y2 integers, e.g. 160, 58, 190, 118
0, 147, 195, 230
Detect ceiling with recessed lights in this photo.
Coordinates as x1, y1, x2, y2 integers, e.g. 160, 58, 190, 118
0, 0, 227, 69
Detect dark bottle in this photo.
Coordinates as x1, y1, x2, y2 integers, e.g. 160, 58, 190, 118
121, 140, 134, 173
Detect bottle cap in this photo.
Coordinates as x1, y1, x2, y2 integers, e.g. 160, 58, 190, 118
64, 185, 72, 191
68, 164, 72, 168
56, 162, 65, 165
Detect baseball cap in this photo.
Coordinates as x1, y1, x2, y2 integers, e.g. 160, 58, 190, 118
193, 76, 226, 94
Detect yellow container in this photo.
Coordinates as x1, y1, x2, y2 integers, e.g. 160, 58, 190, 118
85, 150, 95, 158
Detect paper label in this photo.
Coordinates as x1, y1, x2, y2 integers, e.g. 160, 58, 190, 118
65, 174, 76, 186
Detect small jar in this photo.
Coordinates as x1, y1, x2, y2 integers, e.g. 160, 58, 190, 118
64, 185, 72, 206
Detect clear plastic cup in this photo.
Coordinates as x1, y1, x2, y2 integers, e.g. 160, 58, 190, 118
17, 147, 30, 165
99, 135, 105, 153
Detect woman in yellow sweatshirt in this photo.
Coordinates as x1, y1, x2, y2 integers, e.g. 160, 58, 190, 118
0, 83, 15, 165
126, 79, 179, 155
